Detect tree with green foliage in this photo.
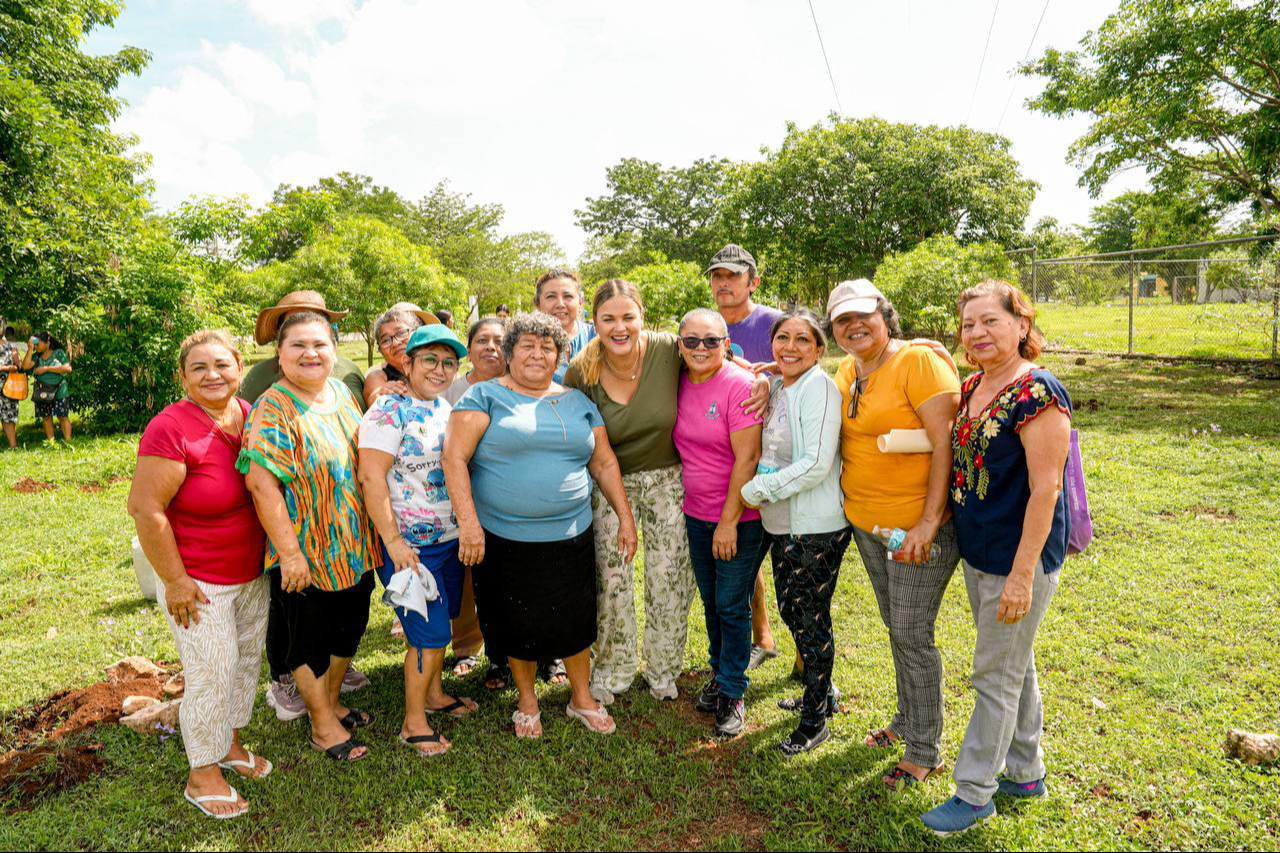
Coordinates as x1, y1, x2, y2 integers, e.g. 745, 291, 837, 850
873, 236, 1017, 339
1024, 0, 1279, 226
616, 260, 706, 328
729, 116, 1036, 306
576, 158, 735, 266
0, 0, 151, 321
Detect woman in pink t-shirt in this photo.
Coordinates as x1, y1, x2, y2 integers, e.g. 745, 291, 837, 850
672, 308, 764, 739
128, 330, 269, 820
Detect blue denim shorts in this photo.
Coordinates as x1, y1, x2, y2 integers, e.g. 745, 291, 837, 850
376, 539, 465, 651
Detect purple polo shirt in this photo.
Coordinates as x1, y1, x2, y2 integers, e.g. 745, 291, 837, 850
725, 304, 785, 364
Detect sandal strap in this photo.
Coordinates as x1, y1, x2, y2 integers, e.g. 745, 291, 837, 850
567, 703, 610, 720
511, 709, 541, 725
315, 737, 364, 760
187, 786, 241, 805
402, 732, 444, 744
428, 698, 468, 715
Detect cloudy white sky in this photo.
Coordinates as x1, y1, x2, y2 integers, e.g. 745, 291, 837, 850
88, 0, 1144, 260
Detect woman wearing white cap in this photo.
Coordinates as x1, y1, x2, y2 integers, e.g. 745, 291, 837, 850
829, 278, 962, 791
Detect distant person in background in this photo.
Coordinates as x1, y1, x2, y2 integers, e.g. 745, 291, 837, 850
534, 269, 596, 385
495, 304, 511, 321
442, 316, 508, 685
240, 291, 365, 408
23, 331, 72, 441
435, 309, 454, 329
704, 244, 786, 675
363, 303, 437, 407
0, 326, 21, 448
129, 330, 269, 819
239, 290, 371, 714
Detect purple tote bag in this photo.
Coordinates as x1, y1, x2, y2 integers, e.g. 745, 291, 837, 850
1064, 429, 1093, 555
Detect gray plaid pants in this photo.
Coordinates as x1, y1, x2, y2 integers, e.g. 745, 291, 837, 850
852, 520, 960, 767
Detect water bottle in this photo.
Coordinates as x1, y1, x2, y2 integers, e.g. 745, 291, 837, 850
872, 525, 940, 563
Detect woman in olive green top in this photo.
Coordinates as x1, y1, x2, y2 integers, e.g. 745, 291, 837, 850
566, 280, 768, 703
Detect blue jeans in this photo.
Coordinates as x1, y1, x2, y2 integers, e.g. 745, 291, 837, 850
685, 515, 766, 699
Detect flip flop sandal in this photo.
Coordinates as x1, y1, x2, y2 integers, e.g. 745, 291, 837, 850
882, 764, 946, 791
339, 708, 375, 729
485, 663, 511, 690
184, 785, 246, 819
452, 654, 481, 676
865, 727, 900, 749
539, 659, 568, 684
399, 731, 450, 756
512, 708, 542, 738
427, 697, 477, 718
565, 702, 616, 734
311, 737, 367, 762
217, 751, 273, 779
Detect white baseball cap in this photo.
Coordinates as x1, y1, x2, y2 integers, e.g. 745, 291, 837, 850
826, 279, 885, 320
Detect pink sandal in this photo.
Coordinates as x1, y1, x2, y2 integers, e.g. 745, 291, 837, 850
566, 702, 616, 734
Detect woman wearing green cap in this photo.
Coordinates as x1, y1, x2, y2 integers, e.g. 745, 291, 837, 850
357, 324, 474, 756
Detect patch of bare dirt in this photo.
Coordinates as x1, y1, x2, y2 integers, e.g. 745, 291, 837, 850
1190, 504, 1238, 522
78, 473, 131, 493
0, 742, 105, 811
12, 477, 56, 493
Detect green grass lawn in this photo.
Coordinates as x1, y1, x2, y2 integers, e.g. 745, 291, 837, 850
1036, 300, 1279, 360
1, 353, 1278, 851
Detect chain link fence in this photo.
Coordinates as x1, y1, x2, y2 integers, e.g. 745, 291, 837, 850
1008, 236, 1280, 360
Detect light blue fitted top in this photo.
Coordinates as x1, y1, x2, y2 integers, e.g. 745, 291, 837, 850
453, 381, 604, 542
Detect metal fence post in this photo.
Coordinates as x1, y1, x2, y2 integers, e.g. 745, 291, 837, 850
1272, 281, 1279, 360
1031, 248, 1038, 303
1128, 254, 1136, 354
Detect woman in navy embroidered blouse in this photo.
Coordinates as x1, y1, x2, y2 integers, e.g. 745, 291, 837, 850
921, 279, 1074, 837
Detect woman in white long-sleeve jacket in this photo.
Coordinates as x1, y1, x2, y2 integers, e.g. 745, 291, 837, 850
740, 309, 848, 755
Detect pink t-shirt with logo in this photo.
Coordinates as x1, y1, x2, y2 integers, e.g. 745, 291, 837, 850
674, 361, 764, 523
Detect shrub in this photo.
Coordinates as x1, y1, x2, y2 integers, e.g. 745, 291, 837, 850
873, 236, 1016, 339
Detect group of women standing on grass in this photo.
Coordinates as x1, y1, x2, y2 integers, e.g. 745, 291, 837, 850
128, 260, 1074, 837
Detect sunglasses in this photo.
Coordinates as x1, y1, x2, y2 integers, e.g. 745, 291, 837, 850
847, 377, 868, 420
679, 335, 728, 350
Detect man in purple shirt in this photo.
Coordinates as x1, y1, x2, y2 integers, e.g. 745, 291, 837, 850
705, 244, 788, 671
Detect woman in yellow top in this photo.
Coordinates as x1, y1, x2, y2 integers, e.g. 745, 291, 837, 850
829, 279, 961, 792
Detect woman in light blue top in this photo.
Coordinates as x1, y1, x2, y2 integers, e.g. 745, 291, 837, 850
741, 310, 850, 755
444, 312, 636, 740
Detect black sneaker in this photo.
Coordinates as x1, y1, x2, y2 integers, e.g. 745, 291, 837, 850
778, 722, 831, 756
714, 695, 746, 737
776, 685, 842, 718
694, 678, 721, 713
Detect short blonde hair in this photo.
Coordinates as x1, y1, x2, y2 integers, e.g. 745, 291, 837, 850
178, 329, 243, 373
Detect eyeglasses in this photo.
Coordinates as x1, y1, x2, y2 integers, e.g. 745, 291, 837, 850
416, 354, 459, 371
847, 377, 868, 420
378, 330, 412, 349
679, 335, 728, 350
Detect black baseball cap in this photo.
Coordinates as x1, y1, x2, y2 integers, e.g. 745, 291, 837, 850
704, 244, 758, 276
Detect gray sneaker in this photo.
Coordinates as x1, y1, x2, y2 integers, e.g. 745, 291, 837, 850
266, 675, 307, 721
341, 664, 370, 693
747, 644, 778, 670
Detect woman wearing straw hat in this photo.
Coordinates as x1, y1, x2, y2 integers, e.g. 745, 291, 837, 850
239, 291, 366, 407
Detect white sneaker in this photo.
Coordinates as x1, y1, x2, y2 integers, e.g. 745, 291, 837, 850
647, 682, 678, 701
589, 686, 616, 705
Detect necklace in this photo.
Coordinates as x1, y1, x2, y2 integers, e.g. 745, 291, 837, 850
187, 397, 242, 437
603, 341, 643, 381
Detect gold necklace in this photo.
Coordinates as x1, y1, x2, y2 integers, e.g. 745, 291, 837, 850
604, 341, 643, 381
187, 397, 241, 435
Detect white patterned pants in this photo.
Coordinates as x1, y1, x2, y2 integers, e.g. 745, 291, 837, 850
157, 575, 269, 768
590, 464, 695, 696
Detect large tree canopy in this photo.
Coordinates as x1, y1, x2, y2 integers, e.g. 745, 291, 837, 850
0, 0, 151, 320
1024, 0, 1280, 225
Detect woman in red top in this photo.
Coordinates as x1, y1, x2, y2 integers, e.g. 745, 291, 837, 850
127, 330, 269, 819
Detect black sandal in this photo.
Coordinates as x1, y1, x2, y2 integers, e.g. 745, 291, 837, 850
399, 731, 449, 756
777, 686, 841, 717
539, 659, 567, 684
427, 697, 476, 717
484, 662, 511, 690
778, 724, 831, 756
311, 737, 367, 762
339, 708, 375, 729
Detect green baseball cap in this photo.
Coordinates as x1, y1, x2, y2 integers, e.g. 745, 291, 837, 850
704, 244, 758, 276
405, 324, 467, 360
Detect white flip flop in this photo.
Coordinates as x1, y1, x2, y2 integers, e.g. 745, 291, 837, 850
511, 708, 542, 738
217, 751, 272, 779
184, 785, 246, 819
566, 702, 616, 734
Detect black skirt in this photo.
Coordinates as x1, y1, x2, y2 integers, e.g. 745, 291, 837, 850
472, 527, 597, 661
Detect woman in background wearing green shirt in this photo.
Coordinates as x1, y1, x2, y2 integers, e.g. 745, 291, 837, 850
23, 332, 72, 441
566, 281, 768, 704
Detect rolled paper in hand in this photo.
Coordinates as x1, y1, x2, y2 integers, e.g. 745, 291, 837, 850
877, 428, 933, 453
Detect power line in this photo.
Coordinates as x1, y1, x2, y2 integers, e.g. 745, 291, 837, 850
995, 0, 1052, 133
806, 0, 844, 115
965, 0, 1002, 126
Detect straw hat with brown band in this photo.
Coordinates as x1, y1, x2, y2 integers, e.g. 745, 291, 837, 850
254, 290, 350, 346
387, 302, 440, 329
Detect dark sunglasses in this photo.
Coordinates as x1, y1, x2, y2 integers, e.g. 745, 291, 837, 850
679, 335, 727, 350
847, 377, 868, 420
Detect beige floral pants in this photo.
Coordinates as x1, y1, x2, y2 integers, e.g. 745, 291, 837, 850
590, 463, 694, 696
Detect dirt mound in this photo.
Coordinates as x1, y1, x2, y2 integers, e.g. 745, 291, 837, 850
12, 477, 56, 493
0, 743, 105, 811
4, 672, 169, 749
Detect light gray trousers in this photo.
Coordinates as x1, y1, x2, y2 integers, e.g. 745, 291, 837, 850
953, 561, 1060, 805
